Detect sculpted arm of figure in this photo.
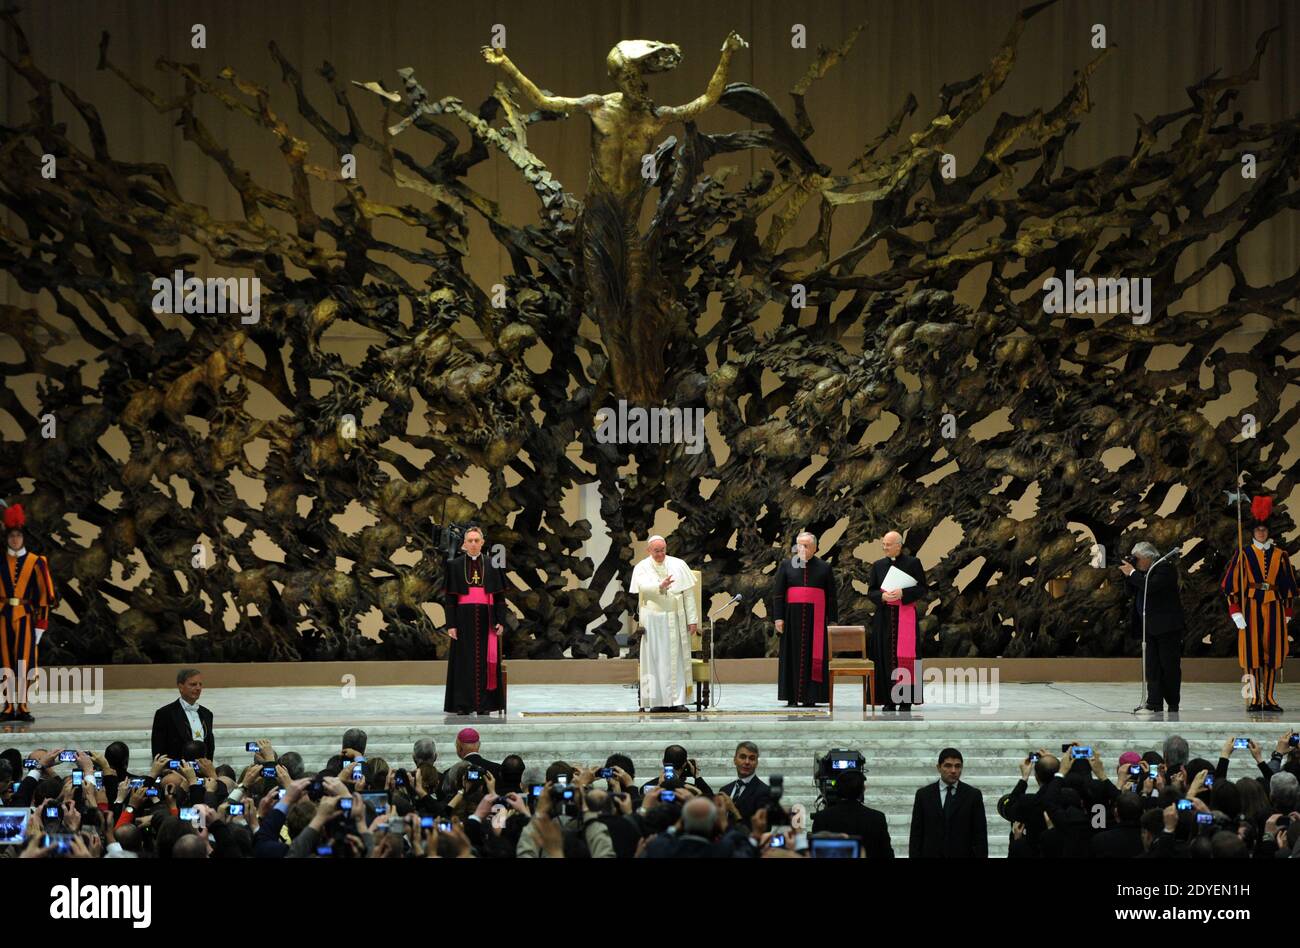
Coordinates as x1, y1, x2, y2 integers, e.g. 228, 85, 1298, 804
656, 32, 747, 122
482, 47, 604, 113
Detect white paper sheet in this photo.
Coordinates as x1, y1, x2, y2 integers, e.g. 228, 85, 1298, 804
881, 564, 917, 591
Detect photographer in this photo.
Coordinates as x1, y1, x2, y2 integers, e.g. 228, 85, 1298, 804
639, 744, 713, 797
996, 750, 1061, 856
515, 779, 613, 857
642, 796, 752, 858
1120, 541, 1186, 713
810, 770, 893, 858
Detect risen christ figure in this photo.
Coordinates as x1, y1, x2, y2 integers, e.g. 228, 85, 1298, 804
483, 34, 748, 402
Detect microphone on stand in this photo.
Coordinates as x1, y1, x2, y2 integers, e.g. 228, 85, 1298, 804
708, 593, 742, 620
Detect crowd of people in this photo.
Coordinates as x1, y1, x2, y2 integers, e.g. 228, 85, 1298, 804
2, 722, 1298, 859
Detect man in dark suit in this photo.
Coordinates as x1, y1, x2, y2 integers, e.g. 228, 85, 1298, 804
638, 744, 714, 798
909, 748, 988, 858
151, 668, 214, 761
642, 797, 752, 858
997, 749, 1061, 854
1090, 791, 1144, 858
718, 741, 771, 824
1120, 540, 1186, 712
810, 770, 894, 857
439, 727, 501, 795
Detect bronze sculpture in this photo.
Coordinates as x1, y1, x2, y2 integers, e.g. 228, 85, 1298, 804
484, 34, 748, 404
0, 3, 1296, 668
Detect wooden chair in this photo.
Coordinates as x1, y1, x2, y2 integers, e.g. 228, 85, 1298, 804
827, 625, 874, 715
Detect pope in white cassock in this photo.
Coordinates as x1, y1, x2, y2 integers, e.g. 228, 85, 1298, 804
630, 535, 698, 712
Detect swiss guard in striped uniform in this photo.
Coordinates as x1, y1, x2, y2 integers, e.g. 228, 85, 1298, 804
1, 502, 58, 722
1220, 496, 1297, 713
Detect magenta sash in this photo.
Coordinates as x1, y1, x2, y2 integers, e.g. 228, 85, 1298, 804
786, 585, 827, 682
888, 600, 917, 660
458, 586, 499, 689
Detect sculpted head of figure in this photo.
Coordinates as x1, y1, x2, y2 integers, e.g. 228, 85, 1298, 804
647, 535, 668, 563
606, 40, 683, 105
882, 531, 903, 558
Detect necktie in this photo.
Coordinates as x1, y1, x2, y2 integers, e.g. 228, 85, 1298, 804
944, 784, 954, 814
732, 780, 744, 801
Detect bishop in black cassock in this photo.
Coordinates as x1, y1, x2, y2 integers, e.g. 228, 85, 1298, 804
867, 530, 928, 710
444, 528, 506, 714
774, 531, 839, 707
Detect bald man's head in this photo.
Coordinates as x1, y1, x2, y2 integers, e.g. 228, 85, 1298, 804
882, 532, 902, 556
681, 797, 717, 835
172, 834, 209, 859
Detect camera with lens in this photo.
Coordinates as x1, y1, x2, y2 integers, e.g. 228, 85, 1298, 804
549, 783, 580, 818
814, 749, 866, 807
763, 774, 790, 828
434, 522, 467, 559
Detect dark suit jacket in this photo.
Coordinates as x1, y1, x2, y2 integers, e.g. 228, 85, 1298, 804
151, 699, 215, 761
440, 753, 502, 795
253, 803, 289, 858
1126, 560, 1186, 637
909, 781, 988, 858
811, 800, 895, 858
463, 752, 501, 779
640, 774, 715, 798
719, 776, 772, 823
642, 829, 753, 859
1090, 823, 1143, 858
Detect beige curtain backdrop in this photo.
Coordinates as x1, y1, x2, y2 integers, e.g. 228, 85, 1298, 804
5, 0, 1295, 310
2, 1, 1297, 638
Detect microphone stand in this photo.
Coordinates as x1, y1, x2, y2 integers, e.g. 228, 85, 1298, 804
1134, 548, 1179, 715
705, 594, 742, 709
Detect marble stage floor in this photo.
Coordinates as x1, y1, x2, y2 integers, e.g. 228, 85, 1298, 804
3, 680, 1295, 735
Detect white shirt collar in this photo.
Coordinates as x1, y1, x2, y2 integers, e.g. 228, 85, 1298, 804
1253, 538, 1273, 550
179, 696, 200, 711
7, 547, 25, 558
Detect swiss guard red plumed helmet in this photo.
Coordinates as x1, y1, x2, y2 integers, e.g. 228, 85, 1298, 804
1250, 495, 1273, 525
2, 503, 25, 532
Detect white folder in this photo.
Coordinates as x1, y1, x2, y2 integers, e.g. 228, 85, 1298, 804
881, 564, 917, 591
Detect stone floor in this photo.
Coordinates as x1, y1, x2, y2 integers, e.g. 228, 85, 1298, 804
3, 680, 1293, 732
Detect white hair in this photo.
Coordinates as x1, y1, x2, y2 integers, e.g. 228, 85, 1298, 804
796, 531, 816, 545
1131, 541, 1159, 559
